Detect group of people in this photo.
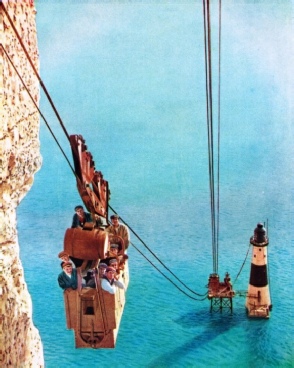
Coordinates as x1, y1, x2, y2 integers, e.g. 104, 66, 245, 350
57, 205, 130, 295
58, 259, 125, 295
84, 261, 125, 294
71, 205, 130, 249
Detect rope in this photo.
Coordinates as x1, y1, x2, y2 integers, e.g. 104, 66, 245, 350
2, 38, 207, 303
131, 242, 207, 301
0, 0, 71, 142
233, 243, 251, 284
109, 205, 207, 298
203, 0, 218, 274
216, 0, 222, 274
1, 0, 208, 302
0, 44, 76, 177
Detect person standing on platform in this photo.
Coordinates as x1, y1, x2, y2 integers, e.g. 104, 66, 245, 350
106, 214, 130, 249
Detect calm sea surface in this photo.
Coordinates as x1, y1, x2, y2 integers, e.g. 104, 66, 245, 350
17, 2, 293, 367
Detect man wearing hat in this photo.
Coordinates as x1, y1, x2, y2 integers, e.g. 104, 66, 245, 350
85, 263, 108, 288
108, 258, 119, 274
57, 251, 76, 267
107, 214, 130, 249
108, 243, 119, 257
101, 267, 125, 294
57, 262, 78, 290
98, 263, 108, 278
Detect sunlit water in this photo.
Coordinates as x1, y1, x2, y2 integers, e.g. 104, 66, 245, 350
17, 2, 293, 367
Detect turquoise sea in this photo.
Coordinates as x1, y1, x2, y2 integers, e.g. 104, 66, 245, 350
17, 1, 293, 367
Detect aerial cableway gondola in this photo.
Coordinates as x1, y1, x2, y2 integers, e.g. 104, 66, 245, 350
60, 134, 129, 348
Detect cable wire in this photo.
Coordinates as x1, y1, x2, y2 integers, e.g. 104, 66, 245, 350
109, 205, 207, 298
1, 0, 209, 301
0, 0, 71, 142
2, 36, 207, 302
216, 0, 222, 274
0, 43, 76, 177
203, 0, 218, 274
233, 243, 251, 284
131, 241, 207, 301
202, 0, 223, 275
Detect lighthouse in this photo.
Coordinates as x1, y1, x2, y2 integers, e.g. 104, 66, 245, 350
245, 223, 272, 318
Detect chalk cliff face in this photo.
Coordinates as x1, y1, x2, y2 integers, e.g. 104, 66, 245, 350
0, 1, 44, 366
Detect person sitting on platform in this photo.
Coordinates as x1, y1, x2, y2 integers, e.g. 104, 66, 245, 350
108, 243, 119, 257
101, 267, 125, 294
58, 251, 70, 263
106, 214, 130, 249
86, 262, 108, 287
58, 262, 77, 290
58, 251, 76, 267
100, 252, 128, 272
108, 258, 119, 270
85, 268, 96, 288
71, 205, 92, 228
98, 262, 108, 278
110, 257, 127, 281
118, 253, 128, 271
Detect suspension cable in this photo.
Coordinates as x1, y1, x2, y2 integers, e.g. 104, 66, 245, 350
203, 0, 217, 274
216, 0, 222, 274
0, 0, 71, 142
202, 0, 222, 275
109, 205, 207, 297
1, 0, 208, 301
233, 243, 251, 284
131, 242, 207, 301
0, 43, 76, 177
2, 38, 207, 302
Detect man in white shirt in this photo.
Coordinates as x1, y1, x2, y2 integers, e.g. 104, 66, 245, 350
101, 267, 125, 294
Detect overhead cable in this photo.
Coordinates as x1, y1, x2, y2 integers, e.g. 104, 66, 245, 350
0, 0, 71, 142
202, 0, 222, 275
1, 0, 208, 302
109, 205, 207, 298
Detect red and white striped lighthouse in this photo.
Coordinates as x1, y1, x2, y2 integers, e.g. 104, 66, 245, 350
245, 223, 272, 318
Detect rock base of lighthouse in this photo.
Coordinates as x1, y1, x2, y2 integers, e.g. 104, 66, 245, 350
246, 285, 272, 318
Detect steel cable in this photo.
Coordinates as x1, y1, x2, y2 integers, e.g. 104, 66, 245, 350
1, 0, 208, 301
